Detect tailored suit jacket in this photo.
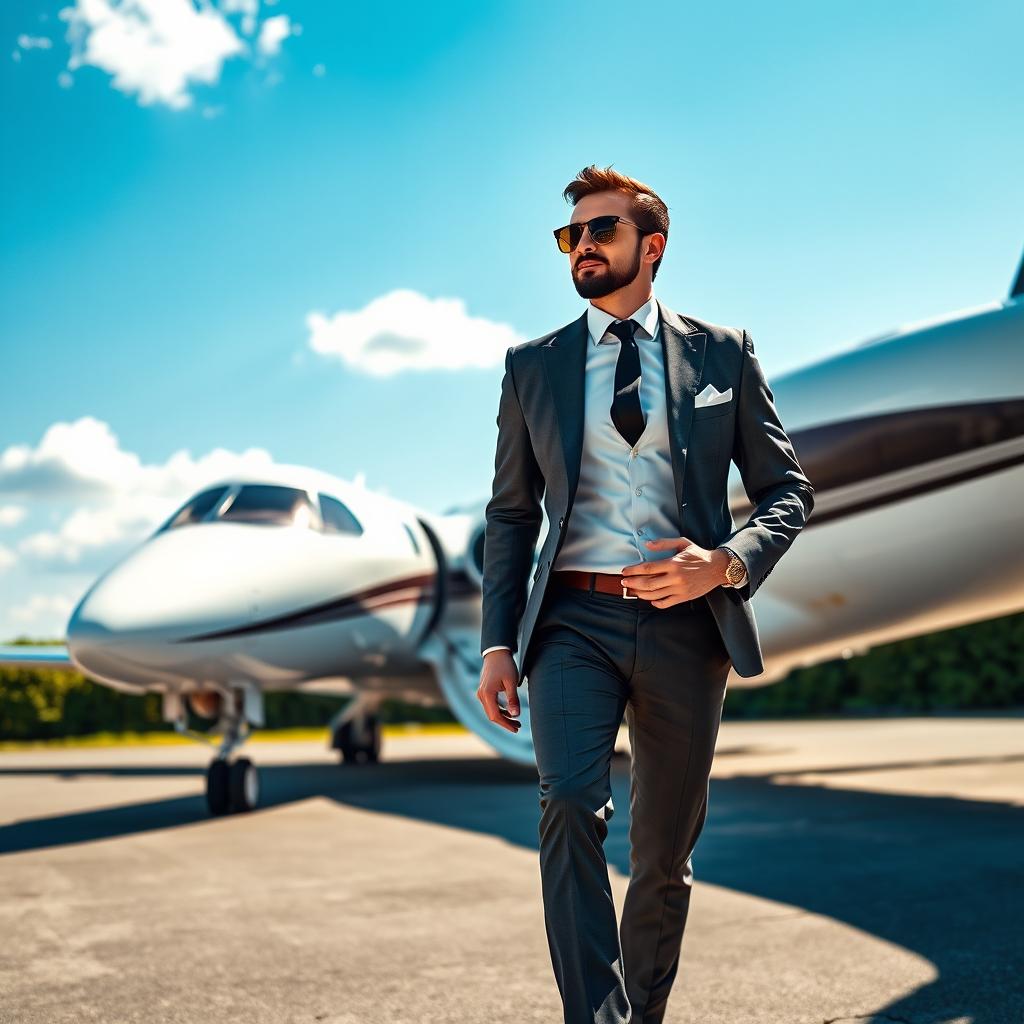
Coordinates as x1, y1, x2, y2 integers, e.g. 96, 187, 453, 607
479, 298, 815, 679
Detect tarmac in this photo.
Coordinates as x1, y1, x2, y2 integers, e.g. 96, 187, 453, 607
1, 715, 1021, 1024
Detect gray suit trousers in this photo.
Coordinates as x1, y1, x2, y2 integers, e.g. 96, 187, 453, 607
524, 576, 732, 1024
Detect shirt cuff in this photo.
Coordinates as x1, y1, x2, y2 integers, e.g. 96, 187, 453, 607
481, 645, 513, 656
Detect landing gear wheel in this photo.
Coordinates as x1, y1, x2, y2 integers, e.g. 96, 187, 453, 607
206, 758, 231, 816
362, 715, 381, 763
335, 714, 382, 765
228, 757, 259, 812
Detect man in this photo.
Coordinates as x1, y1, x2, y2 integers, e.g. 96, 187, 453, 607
476, 164, 814, 1024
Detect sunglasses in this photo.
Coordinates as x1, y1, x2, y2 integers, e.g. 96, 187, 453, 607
553, 215, 648, 254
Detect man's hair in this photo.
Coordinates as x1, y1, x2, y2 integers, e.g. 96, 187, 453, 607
561, 164, 670, 280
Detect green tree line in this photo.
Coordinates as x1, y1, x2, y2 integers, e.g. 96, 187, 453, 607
723, 609, 1024, 718
1, 611, 1021, 741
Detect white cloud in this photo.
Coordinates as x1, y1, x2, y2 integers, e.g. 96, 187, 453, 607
54, 0, 298, 110
17, 34, 54, 49
0, 416, 143, 498
19, 500, 168, 568
58, 0, 246, 110
7, 592, 77, 626
0, 543, 16, 573
256, 13, 292, 56
0, 505, 28, 528
0, 416, 278, 569
218, 0, 258, 37
307, 289, 525, 378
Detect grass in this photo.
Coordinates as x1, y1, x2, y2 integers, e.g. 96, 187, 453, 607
0, 721, 470, 752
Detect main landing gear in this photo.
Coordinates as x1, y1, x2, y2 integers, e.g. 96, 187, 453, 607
328, 696, 383, 764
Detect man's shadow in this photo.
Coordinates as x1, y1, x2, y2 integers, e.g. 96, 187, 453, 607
2, 745, 1022, 1023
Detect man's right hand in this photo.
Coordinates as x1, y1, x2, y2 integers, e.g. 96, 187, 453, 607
476, 650, 522, 733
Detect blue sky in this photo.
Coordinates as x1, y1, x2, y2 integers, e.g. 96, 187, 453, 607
1, 0, 1021, 640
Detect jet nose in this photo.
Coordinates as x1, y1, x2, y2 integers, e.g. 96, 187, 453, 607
66, 561, 205, 687
65, 528, 273, 684
66, 607, 147, 686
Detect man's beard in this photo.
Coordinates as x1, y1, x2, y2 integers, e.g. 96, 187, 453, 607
571, 242, 644, 299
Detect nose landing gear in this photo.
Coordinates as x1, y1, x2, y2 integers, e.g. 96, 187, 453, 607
165, 685, 264, 817
206, 755, 259, 816
203, 703, 261, 816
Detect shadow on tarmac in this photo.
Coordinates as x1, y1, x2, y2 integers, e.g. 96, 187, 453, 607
2, 748, 1022, 1022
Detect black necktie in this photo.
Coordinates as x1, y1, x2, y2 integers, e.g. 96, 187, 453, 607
606, 318, 646, 447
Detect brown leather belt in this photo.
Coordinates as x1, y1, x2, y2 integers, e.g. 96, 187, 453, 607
549, 568, 699, 609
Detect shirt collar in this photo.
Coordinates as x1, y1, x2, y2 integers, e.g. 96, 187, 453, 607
586, 291, 660, 346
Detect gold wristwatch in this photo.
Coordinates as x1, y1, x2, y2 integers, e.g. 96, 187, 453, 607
718, 546, 746, 586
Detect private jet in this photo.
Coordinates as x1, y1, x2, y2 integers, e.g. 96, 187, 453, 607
2, 251, 1021, 815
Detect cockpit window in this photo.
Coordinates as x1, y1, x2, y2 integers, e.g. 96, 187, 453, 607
318, 493, 363, 535
160, 486, 229, 532
219, 485, 317, 528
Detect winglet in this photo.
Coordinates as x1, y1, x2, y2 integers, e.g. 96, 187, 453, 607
1011, 246, 1024, 299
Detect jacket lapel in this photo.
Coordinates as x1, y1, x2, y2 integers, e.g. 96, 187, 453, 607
658, 299, 707, 514
541, 299, 707, 517
541, 310, 588, 506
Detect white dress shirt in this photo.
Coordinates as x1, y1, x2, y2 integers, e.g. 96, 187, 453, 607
482, 290, 744, 657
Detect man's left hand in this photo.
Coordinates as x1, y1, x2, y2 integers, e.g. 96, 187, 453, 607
620, 537, 728, 606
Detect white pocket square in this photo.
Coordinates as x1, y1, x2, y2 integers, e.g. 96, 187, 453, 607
694, 384, 733, 408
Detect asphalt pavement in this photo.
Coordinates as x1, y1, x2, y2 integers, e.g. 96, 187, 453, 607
1, 715, 1021, 1024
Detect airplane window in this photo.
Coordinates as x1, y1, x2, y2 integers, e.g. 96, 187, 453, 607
219, 485, 317, 528
160, 486, 229, 531
319, 493, 363, 535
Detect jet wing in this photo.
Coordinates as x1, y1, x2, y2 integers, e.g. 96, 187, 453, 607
0, 644, 74, 670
